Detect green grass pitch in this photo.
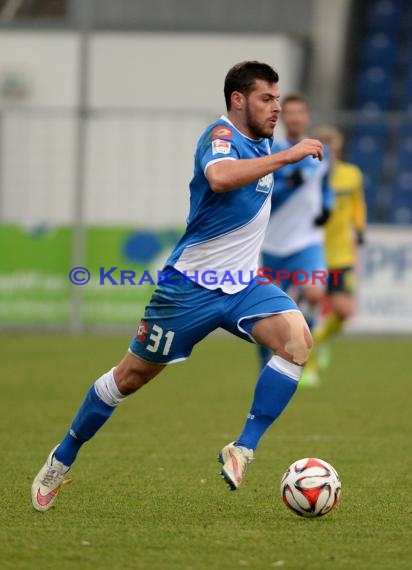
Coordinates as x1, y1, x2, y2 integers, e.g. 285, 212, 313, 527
1, 333, 411, 570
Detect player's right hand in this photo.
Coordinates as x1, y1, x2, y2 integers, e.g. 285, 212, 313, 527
285, 139, 324, 163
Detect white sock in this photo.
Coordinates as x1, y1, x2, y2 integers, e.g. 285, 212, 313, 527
94, 367, 126, 407
267, 355, 303, 381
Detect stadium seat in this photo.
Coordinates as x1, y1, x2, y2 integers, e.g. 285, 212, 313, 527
360, 33, 398, 67
388, 186, 412, 222
401, 2, 412, 32
361, 172, 379, 222
346, 135, 385, 172
365, 0, 403, 34
394, 170, 412, 194
400, 70, 412, 108
387, 170, 412, 223
389, 205, 412, 223
354, 67, 393, 109
399, 121, 412, 137
398, 35, 412, 66
396, 133, 412, 170
351, 119, 389, 139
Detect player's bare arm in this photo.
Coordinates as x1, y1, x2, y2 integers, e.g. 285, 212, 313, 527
206, 138, 324, 193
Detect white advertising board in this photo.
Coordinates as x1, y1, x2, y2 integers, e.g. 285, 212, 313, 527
349, 225, 412, 334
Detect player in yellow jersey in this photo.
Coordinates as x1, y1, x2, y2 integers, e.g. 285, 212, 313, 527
302, 125, 366, 385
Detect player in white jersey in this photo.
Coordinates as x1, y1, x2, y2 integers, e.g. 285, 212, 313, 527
31, 62, 324, 511
259, 93, 334, 380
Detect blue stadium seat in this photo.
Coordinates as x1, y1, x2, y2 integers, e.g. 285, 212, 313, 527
360, 33, 398, 67
391, 76, 405, 108
388, 185, 412, 222
396, 133, 412, 170
346, 135, 385, 172
361, 173, 379, 222
351, 119, 389, 139
354, 100, 390, 112
389, 205, 412, 224
399, 121, 412, 137
365, 0, 403, 33
394, 170, 412, 194
354, 67, 393, 110
401, 2, 412, 32
387, 170, 412, 223
401, 69, 412, 108
399, 35, 412, 66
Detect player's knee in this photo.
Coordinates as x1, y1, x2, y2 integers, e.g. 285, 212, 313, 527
283, 329, 313, 366
267, 318, 313, 366
333, 298, 355, 320
336, 306, 352, 320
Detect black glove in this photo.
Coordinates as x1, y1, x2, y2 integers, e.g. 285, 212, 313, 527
313, 207, 331, 226
285, 169, 304, 189
356, 230, 365, 246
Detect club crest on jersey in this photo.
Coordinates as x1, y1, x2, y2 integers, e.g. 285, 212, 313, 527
256, 173, 273, 194
136, 320, 149, 342
212, 139, 231, 155
211, 126, 233, 140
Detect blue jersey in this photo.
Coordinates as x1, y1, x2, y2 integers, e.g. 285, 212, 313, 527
167, 116, 274, 293
262, 138, 334, 256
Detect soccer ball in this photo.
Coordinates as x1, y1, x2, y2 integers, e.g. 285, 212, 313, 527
280, 457, 341, 518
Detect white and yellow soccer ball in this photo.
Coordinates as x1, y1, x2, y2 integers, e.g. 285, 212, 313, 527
280, 458, 341, 518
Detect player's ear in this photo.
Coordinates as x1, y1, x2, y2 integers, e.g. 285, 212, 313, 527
231, 91, 244, 111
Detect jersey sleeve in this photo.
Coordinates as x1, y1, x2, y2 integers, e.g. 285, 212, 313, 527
199, 125, 240, 174
351, 167, 367, 232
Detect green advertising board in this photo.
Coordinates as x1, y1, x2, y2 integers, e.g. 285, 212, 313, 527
0, 224, 182, 325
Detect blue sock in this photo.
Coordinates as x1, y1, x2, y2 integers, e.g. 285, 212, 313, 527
54, 385, 116, 466
235, 356, 301, 451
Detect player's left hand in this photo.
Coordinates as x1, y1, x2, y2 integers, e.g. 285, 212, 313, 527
313, 207, 331, 226
285, 169, 305, 189
356, 230, 365, 246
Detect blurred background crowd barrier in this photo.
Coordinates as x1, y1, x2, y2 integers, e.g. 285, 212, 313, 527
0, 0, 411, 333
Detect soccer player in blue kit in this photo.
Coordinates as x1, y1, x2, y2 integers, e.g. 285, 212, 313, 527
32, 61, 324, 511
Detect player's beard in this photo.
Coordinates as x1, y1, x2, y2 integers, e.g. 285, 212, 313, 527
245, 102, 273, 139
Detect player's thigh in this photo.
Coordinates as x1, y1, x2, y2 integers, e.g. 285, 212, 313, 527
129, 272, 224, 365
114, 351, 166, 394
222, 278, 311, 364
251, 311, 313, 365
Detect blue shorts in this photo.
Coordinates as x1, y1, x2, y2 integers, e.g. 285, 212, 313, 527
261, 244, 326, 293
129, 267, 299, 364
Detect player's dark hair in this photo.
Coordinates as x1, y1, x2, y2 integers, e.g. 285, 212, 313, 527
224, 61, 279, 110
282, 92, 310, 108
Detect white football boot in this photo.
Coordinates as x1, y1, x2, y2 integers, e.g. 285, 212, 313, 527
31, 446, 71, 512
218, 442, 254, 490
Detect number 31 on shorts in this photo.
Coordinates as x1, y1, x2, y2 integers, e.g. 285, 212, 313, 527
146, 324, 175, 356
